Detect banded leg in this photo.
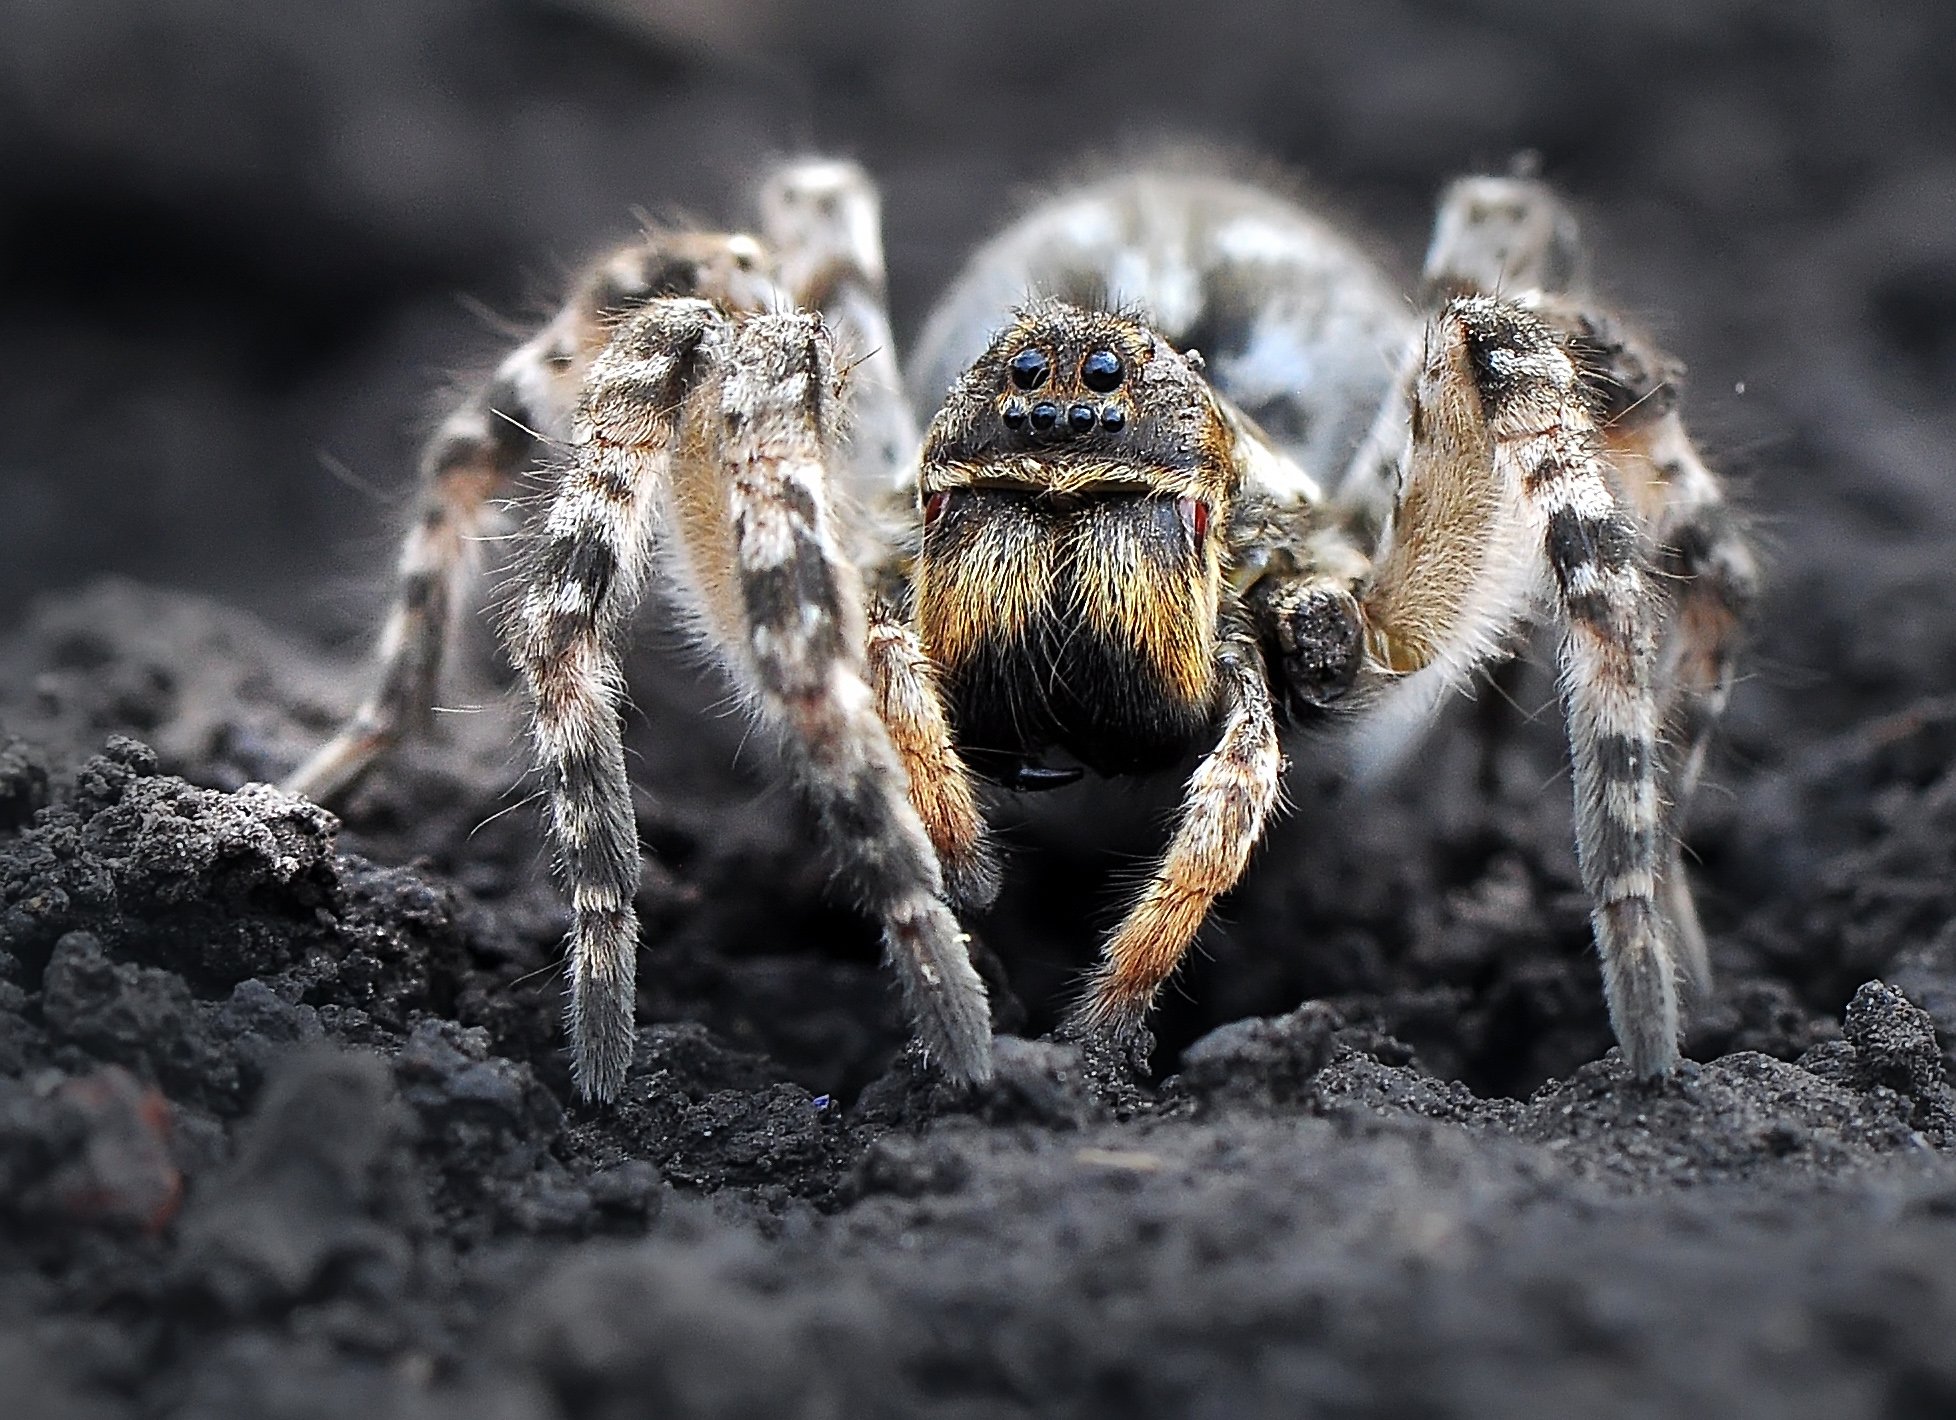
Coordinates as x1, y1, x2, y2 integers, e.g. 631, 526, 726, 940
1064, 635, 1284, 1050
511, 300, 990, 1101
705, 315, 989, 1091
507, 299, 712, 1102
865, 603, 999, 909
284, 352, 547, 802
759, 159, 920, 519
286, 230, 778, 803
1598, 379, 1755, 995
1336, 173, 1586, 543
1359, 297, 1676, 1075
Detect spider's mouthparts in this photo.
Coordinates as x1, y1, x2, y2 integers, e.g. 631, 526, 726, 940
999, 761, 1086, 792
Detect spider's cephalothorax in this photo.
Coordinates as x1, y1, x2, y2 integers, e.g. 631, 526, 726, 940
917, 306, 1235, 780
290, 157, 1755, 1102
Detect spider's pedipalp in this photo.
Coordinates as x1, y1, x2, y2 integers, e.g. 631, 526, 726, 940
866, 604, 998, 909
1065, 634, 1283, 1050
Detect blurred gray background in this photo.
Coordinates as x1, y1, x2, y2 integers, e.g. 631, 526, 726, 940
1, 0, 1952, 638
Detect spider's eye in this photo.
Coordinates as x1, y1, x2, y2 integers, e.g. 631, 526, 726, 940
1028, 401, 1060, 431
923, 491, 953, 528
1081, 350, 1124, 392
1008, 349, 1051, 390
1177, 497, 1211, 544
1066, 403, 1096, 433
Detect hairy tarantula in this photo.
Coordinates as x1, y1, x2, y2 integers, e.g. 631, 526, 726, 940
287, 157, 1754, 1102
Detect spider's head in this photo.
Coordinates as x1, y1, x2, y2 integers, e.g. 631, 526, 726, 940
914, 302, 1237, 776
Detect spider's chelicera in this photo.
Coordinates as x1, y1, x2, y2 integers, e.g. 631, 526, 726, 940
288, 158, 1755, 1102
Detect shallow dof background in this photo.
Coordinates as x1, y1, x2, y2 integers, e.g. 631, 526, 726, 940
2, 0, 1952, 629
9, 7, 1956, 1418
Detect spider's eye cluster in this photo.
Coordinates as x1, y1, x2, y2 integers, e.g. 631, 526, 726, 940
1000, 346, 1130, 438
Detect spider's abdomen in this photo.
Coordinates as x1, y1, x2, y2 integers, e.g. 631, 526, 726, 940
918, 489, 1217, 777
911, 162, 1414, 477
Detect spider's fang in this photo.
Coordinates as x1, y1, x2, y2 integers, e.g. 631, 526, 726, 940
1177, 496, 1210, 544
1000, 761, 1086, 792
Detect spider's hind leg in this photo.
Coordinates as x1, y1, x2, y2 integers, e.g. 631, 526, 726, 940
286, 232, 775, 803
284, 344, 549, 803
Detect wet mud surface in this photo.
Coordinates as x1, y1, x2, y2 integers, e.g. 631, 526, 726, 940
5, 2, 1956, 1416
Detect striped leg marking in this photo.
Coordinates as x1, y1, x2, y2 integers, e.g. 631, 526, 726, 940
713, 316, 991, 1087
507, 299, 717, 1103
1362, 296, 1677, 1075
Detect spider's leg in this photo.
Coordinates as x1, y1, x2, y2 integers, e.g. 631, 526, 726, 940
866, 604, 998, 909
506, 298, 714, 1103
284, 344, 550, 802
761, 159, 919, 502
513, 301, 990, 1101
1359, 297, 1676, 1076
286, 233, 776, 804
1063, 634, 1283, 1054
765, 160, 998, 907
696, 311, 989, 1090
1562, 318, 1757, 997
1336, 173, 1584, 544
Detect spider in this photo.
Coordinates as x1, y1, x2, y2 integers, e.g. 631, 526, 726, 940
286, 156, 1754, 1102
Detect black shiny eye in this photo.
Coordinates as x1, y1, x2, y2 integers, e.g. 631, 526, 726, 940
1029, 401, 1059, 431
1002, 401, 1027, 430
1081, 349, 1124, 392
1009, 349, 1050, 390
1100, 404, 1127, 432
1067, 403, 1096, 433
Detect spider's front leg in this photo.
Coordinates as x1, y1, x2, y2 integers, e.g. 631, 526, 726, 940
1357, 297, 1680, 1075
508, 299, 991, 1101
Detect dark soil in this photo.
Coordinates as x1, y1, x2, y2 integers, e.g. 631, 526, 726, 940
5, 3, 1956, 1416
